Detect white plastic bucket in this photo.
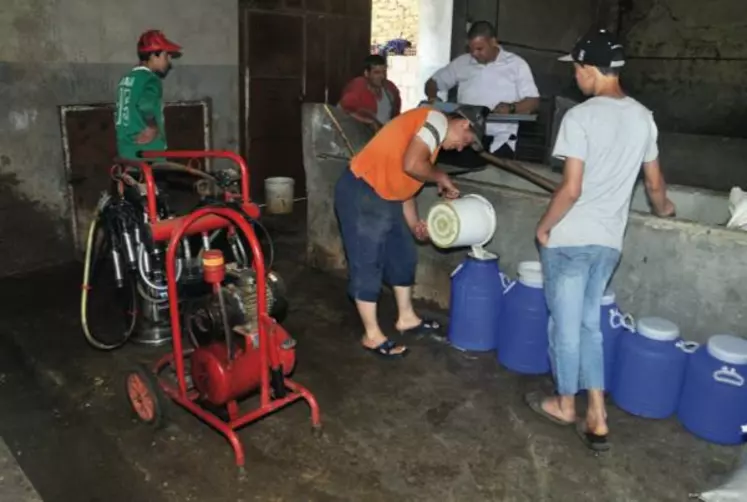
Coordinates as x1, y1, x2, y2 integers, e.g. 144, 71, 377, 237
264, 177, 295, 215
517, 261, 543, 287
426, 194, 496, 249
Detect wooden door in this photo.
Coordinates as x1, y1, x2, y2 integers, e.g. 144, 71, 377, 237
239, 0, 372, 200
240, 8, 305, 199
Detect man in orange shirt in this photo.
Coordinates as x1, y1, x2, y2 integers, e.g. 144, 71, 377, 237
334, 106, 478, 358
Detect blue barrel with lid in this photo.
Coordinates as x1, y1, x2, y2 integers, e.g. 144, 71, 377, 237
497, 261, 550, 375
600, 292, 635, 392
447, 251, 506, 352
612, 317, 698, 419
677, 334, 747, 445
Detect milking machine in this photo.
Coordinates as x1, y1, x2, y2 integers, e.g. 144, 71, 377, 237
80, 150, 321, 468
80, 150, 282, 349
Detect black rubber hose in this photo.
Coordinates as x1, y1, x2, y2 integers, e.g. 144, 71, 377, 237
80, 211, 137, 351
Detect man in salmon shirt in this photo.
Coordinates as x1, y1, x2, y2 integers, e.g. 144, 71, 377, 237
338, 55, 402, 130
334, 106, 478, 359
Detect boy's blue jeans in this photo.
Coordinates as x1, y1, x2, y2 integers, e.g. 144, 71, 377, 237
540, 245, 621, 395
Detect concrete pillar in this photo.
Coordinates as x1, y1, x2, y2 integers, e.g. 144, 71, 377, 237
417, 0, 454, 101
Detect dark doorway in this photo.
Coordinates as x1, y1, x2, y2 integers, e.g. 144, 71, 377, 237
238, 0, 372, 200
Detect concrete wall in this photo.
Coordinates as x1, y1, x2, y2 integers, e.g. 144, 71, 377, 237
0, 0, 237, 275
616, 0, 747, 192
445, 1, 747, 193
303, 103, 747, 344
417, 0, 453, 101
657, 133, 747, 193
496, 0, 596, 98
621, 0, 746, 137
448, 0, 594, 99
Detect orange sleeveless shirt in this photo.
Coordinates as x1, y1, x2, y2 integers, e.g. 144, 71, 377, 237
350, 107, 441, 201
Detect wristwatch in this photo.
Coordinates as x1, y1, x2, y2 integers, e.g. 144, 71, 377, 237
508, 103, 516, 114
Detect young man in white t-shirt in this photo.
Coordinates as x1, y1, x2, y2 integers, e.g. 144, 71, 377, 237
524, 29, 675, 451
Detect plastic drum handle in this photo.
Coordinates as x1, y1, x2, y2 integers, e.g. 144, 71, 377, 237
675, 340, 700, 354
450, 262, 465, 278
713, 366, 746, 387
609, 309, 635, 332
500, 273, 512, 291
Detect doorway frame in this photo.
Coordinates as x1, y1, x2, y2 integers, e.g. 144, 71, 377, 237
237, 0, 373, 201
237, 3, 309, 203
58, 99, 212, 253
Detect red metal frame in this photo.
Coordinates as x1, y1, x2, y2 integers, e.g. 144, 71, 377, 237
111, 150, 320, 466
140, 150, 251, 202
112, 150, 261, 243
152, 206, 321, 467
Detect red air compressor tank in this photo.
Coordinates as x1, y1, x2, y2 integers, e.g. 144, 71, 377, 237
190, 322, 297, 406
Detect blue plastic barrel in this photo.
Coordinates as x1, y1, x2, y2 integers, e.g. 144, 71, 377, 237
447, 252, 506, 352
677, 335, 747, 445
600, 292, 635, 392
497, 261, 550, 375
612, 317, 698, 419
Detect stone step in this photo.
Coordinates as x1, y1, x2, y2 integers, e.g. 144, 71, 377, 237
0, 437, 44, 502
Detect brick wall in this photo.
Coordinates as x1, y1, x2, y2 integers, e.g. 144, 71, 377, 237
371, 0, 419, 45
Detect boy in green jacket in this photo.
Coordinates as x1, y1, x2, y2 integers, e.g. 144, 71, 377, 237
115, 30, 182, 160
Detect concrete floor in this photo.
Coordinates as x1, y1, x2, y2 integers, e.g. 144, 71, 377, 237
0, 205, 740, 501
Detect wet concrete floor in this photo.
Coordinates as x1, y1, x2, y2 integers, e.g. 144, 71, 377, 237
0, 206, 740, 501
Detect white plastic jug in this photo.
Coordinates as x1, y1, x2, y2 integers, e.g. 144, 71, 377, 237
264, 177, 295, 215
426, 194, 496, 249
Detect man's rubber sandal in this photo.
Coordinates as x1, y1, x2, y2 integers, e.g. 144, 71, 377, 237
364, 339, 408, 359
399, 319, 444, 338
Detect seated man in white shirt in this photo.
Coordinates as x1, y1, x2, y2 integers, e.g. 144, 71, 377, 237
425, 21, 540, 163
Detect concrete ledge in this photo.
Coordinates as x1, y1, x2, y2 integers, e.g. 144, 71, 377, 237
302, 103, 747, 344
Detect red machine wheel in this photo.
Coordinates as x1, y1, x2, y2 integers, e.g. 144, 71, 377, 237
125, 364, 168, 428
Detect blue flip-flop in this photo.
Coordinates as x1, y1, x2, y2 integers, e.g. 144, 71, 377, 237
364, 339, 409, 359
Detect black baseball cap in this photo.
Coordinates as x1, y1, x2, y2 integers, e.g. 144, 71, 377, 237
448, 105, 487, 151
558, 29, 625, 68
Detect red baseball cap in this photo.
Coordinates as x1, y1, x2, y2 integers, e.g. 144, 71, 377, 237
137, 30, 182, 54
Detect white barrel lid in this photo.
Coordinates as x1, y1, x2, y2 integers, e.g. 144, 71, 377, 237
427, 202, 460, 248
517, 261, 543, 287
636, 317, 680, 341
601, 291, 616, 306
707, 335, 747, 365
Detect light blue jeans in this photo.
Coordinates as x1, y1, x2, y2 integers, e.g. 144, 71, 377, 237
541, 245, 621, 396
